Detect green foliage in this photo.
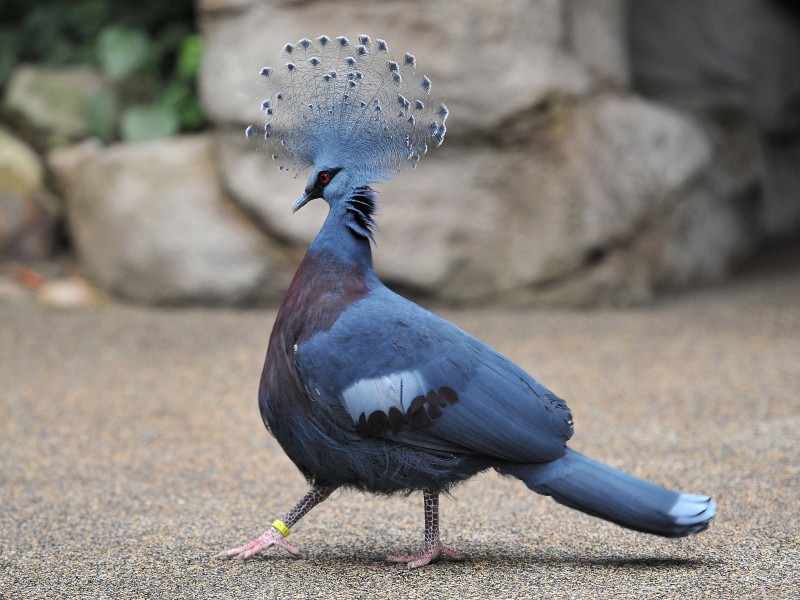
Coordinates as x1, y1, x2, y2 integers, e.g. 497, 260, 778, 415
97, 27, 150, 82
121, 105, 179, 143
0, 0, 206, 142
178, 35, 203, 79
86, 88, 118, 143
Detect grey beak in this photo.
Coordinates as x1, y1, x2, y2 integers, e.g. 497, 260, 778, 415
292, 191, 313, 213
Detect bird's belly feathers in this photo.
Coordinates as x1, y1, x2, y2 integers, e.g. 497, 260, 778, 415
261, 383, 489, 493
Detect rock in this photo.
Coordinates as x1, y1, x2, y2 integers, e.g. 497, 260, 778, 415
375, 146, 502, 296
216, 128, 496, 296
758, 139, 800, 237
658, 183, 755, 288
566, 0, 629, 85
380, 96, 718, 304
49, 135, 291, 305
2, 65, 107, 146
629, 0, 800, 130
0, 127, 42, 188
0, 126, 57, 260
198, 0, 592, 137
220, 94, 730, 306
566, 95, 713, 252
629, 0, 800, 243
215, 130, 328, 246
37, 276, 100, 309
484, 95, 722, 306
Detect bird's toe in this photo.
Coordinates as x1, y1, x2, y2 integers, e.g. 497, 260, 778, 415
216, 529, 301, 561
387, 543, 464, 569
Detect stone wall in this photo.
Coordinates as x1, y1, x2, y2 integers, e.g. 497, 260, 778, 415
4, 1, 798, 306
629, 0, 800, 240
197, 0, 783, 305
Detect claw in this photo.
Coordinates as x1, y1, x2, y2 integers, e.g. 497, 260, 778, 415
217, 528, 301, 560
387, 543, 464, 568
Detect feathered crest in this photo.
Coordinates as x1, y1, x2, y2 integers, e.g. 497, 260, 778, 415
247, 34, 448, 179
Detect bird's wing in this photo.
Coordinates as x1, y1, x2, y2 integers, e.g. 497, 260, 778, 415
295, 289, 574, 463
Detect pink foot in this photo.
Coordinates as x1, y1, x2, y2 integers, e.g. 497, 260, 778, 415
387, 543, 464, 569
216, 528, 301, 560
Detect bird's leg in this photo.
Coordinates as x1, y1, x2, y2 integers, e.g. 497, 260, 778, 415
387, 489, 464, 568
217, 485, 335, 560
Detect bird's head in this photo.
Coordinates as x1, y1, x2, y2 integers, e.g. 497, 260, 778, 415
293, 164, 378, 239
292, 166, 346, 212
250, 34, 448, 214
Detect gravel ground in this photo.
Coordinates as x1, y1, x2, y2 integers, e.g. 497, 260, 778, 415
1, 252, 798, 599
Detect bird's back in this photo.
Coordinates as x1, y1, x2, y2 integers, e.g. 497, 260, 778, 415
297, 282, 575, 460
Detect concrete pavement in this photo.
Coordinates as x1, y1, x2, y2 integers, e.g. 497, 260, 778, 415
1, 253, 798, 598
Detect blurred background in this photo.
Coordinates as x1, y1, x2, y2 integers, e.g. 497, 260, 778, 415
1, 0, 799, 309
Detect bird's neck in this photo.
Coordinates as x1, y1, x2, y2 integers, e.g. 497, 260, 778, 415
308, 192, 376, 271
271, 199, 378, 343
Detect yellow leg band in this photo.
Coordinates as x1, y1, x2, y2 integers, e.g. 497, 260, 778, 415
272, 519, 290, 538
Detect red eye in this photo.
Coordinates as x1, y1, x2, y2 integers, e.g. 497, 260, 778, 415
319, 172, 330, 185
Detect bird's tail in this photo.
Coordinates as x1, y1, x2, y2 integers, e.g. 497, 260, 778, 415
499, 448, 716, 537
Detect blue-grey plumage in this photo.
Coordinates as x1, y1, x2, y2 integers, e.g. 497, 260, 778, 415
296, 285, 574, 464
218, 34, 716, 569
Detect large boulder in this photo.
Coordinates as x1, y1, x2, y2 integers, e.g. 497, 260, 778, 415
215, 129, 328, 246
630, 0, 800, 239
2, 65, 107, 146
370, 94, 726, 305
567, 0, 630, 85
49, 135, 290, 305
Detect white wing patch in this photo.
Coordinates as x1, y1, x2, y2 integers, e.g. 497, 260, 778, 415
341, 369, 429, 423
340, 369, 461, 435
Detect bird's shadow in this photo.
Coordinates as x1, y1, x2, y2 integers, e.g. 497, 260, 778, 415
470, 554, 718, 570
242, 550, 719, 572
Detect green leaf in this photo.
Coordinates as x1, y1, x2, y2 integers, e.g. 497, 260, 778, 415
120, 104, 179, 143
177, 34, 202, 79
97, 27, 149, 81
159, 80, 190, 111
178, 100, 206, 130
158, 80, 205, 130
86, 88, 118, 142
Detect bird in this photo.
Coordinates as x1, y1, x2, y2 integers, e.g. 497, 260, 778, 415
217, 34, 716, 569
